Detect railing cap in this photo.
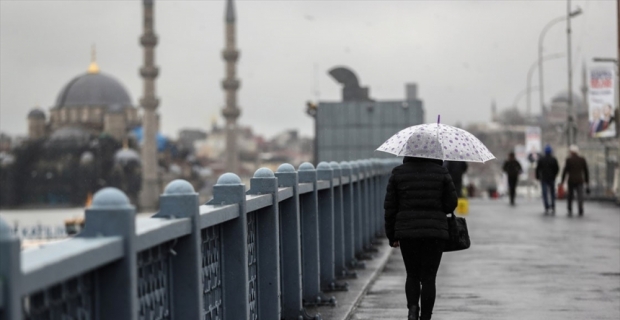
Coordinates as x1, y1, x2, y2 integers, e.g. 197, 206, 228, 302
317, 161, 332, 170
216, 172, 242, 185
298, 162, 315, 171
339, 161, 351, 169
91, 187, 132, 209
329, 161, 341, 170
164, 179, 195, 195
276, 163, 295, 173
253, 167, 275, 178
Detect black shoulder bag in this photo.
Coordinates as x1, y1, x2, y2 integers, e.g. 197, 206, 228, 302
444, 213, 471, 252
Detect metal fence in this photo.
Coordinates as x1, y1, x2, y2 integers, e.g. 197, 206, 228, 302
0, 159, 398, 320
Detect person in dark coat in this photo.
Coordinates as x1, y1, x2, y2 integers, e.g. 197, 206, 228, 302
502, 152, 522, 206
384, 156, 458, 320
445, 161, 468, 197
535, 145, 559, 215
561, 145, 589, 216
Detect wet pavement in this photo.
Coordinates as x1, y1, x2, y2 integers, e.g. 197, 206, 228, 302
351, 199, 620, 320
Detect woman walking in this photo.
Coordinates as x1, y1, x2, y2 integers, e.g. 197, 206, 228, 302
384, 156, 458, 320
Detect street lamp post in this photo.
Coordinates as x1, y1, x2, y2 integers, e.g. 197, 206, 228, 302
527, 53, 564, 117
538, 7, 582, 119
566, 0, 579, 146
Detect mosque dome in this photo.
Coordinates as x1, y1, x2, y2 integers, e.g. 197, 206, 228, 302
54, 71, 132, 109
114, 148, 140, 165
27, 109, 46, 120
551, 91, 583, 108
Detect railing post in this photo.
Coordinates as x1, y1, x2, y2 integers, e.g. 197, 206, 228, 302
373, 159, 381, 239
208, 173, 249, 320
79, 187, 138, 320
316, 162, 337, 290
298, 162, 335, 306
360, 161, 371, 250
247, 168, 281, 320
350, 161, 364, 260
275, 164, 320, 319
328, 162, 347, 278
339, 161, 359, 270
366, 160, 377, 243
0, 217, 22, 320
154, 180, 202, 319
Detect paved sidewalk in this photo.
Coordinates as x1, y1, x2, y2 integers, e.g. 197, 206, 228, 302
350, 199, 620, 320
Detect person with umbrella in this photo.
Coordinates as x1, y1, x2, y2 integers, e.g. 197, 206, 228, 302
378, 119, 494, 320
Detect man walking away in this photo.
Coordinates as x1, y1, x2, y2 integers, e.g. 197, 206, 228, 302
535, 145, 559, 215
445, 161, 468, 197
502, 152, 522, 206
560, 145, 590, 216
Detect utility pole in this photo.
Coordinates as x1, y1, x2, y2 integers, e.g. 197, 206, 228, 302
567, 0, 575, 147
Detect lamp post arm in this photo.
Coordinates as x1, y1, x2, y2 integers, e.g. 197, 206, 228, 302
538, 16, 568, 116
528, 53, 564, 117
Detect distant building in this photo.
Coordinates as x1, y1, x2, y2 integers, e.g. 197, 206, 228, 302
312, 67, 424, 162
26, 57, 141, 142
178, 129, 208, 153
1, 57, 144, 207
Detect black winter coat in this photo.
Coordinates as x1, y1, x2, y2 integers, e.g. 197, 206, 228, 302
535, 155, 559, 182
384, 157, 458, 245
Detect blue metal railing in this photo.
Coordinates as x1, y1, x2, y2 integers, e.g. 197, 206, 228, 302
0, 159, 398, 320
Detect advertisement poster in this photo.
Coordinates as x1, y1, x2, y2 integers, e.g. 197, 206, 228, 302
588, 67, 617, 138
525, 126, 542, 163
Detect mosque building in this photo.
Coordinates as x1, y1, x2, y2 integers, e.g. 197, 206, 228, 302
0, 52, 145, 207
26, 50, 141, 143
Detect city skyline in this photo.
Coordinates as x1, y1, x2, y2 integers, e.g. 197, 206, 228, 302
0, 0, 617, 139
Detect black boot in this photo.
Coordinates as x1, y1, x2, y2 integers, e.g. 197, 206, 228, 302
408, 306, 419, 320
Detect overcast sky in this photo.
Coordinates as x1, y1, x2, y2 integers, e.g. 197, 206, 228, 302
0, 0, 617, 140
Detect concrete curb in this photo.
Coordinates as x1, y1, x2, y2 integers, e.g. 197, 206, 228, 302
303, 241, 394, 320
342, 246, 394, 320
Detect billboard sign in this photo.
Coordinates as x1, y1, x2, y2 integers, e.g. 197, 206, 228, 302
525, 126, 542, 163
588, 67, 617, 138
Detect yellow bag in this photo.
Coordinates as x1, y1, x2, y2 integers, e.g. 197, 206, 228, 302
456, 197, 469, 215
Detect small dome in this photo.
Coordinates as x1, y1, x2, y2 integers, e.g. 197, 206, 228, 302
80, 151, 94, 164
551, 91, 583, 107
55, 72, 132, 109
114, 148, 140, 165
48, 127, 91, 144
27, 109, 46, 120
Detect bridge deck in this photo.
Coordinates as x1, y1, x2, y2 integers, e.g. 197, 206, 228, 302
351, 199, 620, 320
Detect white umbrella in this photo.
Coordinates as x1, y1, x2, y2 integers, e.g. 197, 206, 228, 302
376, 121, 495, 163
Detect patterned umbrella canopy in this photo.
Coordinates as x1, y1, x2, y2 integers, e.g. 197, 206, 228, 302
376, 123, 495, 163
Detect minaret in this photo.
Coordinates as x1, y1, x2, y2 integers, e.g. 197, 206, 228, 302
491, 99, 497, 122
222, 0, 241, 173
580, 61, 588, 112
138, 0, 160, 211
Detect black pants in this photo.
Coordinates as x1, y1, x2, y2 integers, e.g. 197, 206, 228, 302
400, 238, 445, 320
567, 183, 584, 214
507, 176, 518, 204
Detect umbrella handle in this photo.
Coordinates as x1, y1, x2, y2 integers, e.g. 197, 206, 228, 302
437, 114, 441, 125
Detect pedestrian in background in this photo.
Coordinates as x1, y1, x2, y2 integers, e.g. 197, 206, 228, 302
445, 161, 468, 197
502, 152, 522, 206
535, 145, 559, 215
384, 156, 458, 320
560, 145, 590, 216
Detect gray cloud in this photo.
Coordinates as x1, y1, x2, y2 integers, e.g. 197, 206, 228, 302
1, 0, 616, 139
